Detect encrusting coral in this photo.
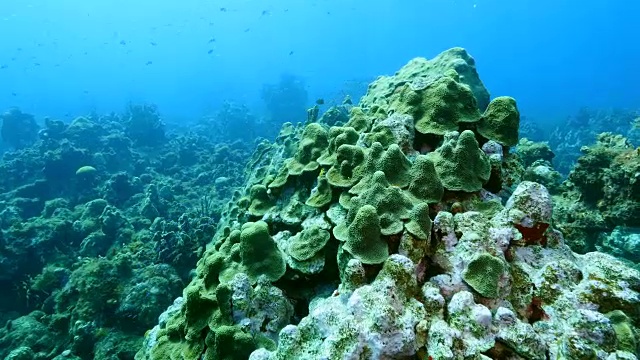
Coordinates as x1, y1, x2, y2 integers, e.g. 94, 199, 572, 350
137, 48, 640, 360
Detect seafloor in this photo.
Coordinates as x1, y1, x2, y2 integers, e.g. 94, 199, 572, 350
0, 47, 639, 360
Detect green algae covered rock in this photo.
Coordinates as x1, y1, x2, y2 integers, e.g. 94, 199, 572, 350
317, 126, 359, 166
287, 226, 330, 262
373, 143, 413, 188
197, 222, 287, 287
326, 144, 366, 188
405, 202, 432, 241
555, 133, 640, 255
353, 48, 495, 140
428, 130, 491, 192
607, 310, 638, 353
348, 142, 412, 194
267, 123, 329, 189
0, 312, 65, 360
344, 106, 374, 133
360, 47, 490, 112
287, 123, 328, 175
516, 138, 555, 167
363, 113, 415, 151
478, 96, 520, 147
601, 227, 640, 264
343, 204, 388, 264
206, 325, 257, 360
240, 221, 286, 282
249, 255, 425, 360
523, 160, 563, 193
410, 75, 482, 136
493, 307, 549, 359
247, 184, 274, 217
407, 155, 444, 203
304, 174, 333, 208
340, 171, 413, 238
462, 253, 505, 298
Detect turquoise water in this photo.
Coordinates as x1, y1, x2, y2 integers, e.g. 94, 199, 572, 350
1, 0, 638, 121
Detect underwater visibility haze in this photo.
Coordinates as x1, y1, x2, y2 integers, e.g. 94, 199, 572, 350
0, 1, 639, 359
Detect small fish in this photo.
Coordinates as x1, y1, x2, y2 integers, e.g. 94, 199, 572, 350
261, 10, 269, 16
208, 38, 216, 43
11, 92, 17, 96
146, 61, 153, 65
119, 40, 126, 45
315, 98, 325, 105
288, 51, 294, 55
0, 65, 7, 69
150, 41, 157, 46
244, 28, 250, 32
220, 7, 227, 12
83, 90, 89, 94
207, 49, 214, 54
34, 62, 41, 66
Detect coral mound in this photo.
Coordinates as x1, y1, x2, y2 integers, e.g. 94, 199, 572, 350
137, 48, 640, 360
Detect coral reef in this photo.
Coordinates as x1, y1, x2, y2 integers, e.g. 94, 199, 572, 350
2, 48, 639, 360
0, 108, 40, 149
553, 133, 640, 260
136, 48, 640, 360
0, 104, 253, 359
548, 107, 639, 175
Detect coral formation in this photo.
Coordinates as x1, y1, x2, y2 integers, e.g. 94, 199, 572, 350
427, 130, 491, 192
554, 133, 640, 255
478, 96, 520, 147
547, 107, 639, 175
3, 47, 640, 360
134, 48, 640, 360
0, 104, 253, 359
1, 108, 40, 149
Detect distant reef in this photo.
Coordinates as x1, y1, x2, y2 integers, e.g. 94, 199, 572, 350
0, 103, 256, 359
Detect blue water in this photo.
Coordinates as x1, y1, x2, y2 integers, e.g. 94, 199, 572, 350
1, 0, 638, 124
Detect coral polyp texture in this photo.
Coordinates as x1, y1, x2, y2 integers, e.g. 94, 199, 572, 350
137, 48, 640, 360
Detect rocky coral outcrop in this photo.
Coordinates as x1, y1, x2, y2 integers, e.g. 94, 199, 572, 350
554, 133, 640, 255
137, 48, 640, 360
